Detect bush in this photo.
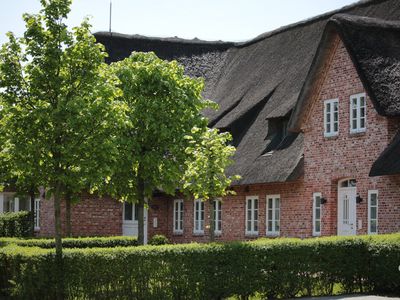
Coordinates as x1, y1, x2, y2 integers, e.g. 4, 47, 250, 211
0, 234, 399, 299
149, 234, 170, 245
0, 211, 33, 238
0, 236, 138, 249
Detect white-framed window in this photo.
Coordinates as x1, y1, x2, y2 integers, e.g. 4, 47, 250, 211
350, 93, 366, 133
193, 199, 205, 234
213, 199, 222, 234
368, 190, 378, 234
324, 99, 339, 137
34, 198, 41, 230
267, 195, 280, 235
245, 196, 258, 235
313, 193, 322, 236
173, 199, 184, 234
123, 201, 139, 222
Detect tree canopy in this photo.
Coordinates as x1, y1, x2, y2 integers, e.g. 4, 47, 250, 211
0, 0, 124, 297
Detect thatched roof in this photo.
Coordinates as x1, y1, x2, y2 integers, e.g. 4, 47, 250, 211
95, 0, 400, 185
370, 131, 400, 176
291, 14, 400, 131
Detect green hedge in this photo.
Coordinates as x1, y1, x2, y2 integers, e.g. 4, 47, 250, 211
0, 236, 138, 249
0, 234, 399, 299
0, 211, 33, 238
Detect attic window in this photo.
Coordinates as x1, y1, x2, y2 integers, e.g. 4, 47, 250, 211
264, 117, 289, 153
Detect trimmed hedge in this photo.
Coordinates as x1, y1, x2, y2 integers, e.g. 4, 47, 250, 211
0, 234, 399, 299
0, 236, 138, 249
0, 211, 33, 238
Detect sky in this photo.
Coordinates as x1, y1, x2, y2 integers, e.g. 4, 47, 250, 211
0, 0, 359, 45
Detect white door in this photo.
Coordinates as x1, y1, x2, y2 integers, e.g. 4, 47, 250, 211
338, 185, 356, 236
122, 202, 148, 244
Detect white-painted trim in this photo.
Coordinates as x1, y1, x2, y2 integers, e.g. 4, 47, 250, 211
34, 198, 41, 231
349, 92, 367, 134
193, 199, 204, 234
0, 193, 3, 213
324, 98, 339, 137
213, 198, 222, 235
14, 197, 19, 212
173, 199, 184, 234
266, 194, 280, 236
312, 192, 322, 236
368, 190, 378, 235
245, 196, 259, 236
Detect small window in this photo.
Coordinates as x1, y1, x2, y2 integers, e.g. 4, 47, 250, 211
34, 198, 41, 230
193, 199, 205, 234
368, 190, 378, 234
267, 195, 280, 235
213, 199, 222, 234
350, 93, 366, 133
246, 196, 259, 235
324, 99, 339, 137
173, 199, 184, 234
313, 193, 322, 236
123, 202, 139, 222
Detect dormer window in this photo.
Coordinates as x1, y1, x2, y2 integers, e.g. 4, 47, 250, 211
324, 99, 339, 137
350, 93, 366, 133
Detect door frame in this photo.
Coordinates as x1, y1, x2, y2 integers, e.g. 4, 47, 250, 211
122, 202, 148, 244
337, 178, 357, 236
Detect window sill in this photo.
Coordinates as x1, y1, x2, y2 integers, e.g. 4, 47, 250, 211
193, 231, 204, 236
214, 231, 222, 237
173, 231, 183, 236
245, 233, 259, 238
349, 130, 366, 137
266, 233, 280, 237
324, 134, 339, 140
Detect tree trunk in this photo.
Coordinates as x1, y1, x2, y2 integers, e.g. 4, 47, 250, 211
54, 185, 64, 300
137, 167, 146, 245
29, 189, 35, 236
65, 192, 72, 237
209, 199, 215, 242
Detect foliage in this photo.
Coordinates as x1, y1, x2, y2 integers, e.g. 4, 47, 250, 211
108, 52, 215, 244
0, 211, 33, 238
0, 0, 124, 296
0, 234, 399, 299
148, 234, 170, 246
0, 236, 138, 249
183, 127, 239, 201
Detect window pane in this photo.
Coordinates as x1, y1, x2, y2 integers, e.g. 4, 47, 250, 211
360, 118, 365, 128
316, 220, 320, 233
370, 220, 377, 233
275, 220, 279, 231
370, 194, 377, 206
268, 220, 273, 231
316, 196, 321, 207
17, 197, 28, 211
371, 207, 377, 219
124, 202, 133, 221
275, 209, 280, 220
326, 103, 331, 113
360, 96, 365, 107
316, 208, 320, 219
3, 195, 15, 212
134, 204, 139, 221
275, 198, 280, 209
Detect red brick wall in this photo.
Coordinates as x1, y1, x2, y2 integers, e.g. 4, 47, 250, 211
39, 194, 122, 237
302, 34, 400, 236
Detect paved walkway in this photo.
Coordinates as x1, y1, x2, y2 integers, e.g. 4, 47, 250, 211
291, 295, 400, 300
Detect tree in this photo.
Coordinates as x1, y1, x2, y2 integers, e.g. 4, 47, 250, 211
0, 0, 123, 297
109, 52, 213, 245
183, 127, 239, 241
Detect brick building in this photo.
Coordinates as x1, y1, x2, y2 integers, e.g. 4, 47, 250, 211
1, 0, 399, 243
